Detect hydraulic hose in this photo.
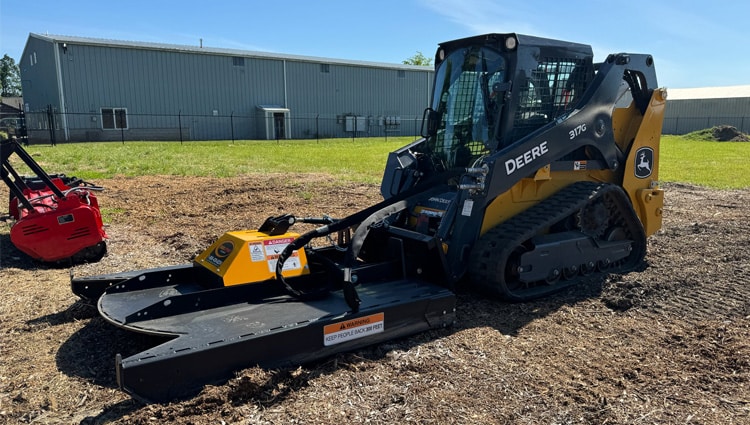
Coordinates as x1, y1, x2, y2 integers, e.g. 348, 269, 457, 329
274, 168, 462, 312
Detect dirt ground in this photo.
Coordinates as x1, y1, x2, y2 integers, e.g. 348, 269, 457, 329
0, 174, 748, 424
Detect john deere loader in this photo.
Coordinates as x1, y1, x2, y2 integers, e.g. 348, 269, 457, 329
72, 33, 666, 401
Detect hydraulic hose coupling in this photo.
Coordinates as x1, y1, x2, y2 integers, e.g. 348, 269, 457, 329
459, 164, 489, 192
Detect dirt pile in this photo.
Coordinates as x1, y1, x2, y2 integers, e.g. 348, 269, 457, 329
712, 125, 750, 141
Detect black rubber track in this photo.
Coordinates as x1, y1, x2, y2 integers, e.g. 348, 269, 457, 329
469, 181, 647, 302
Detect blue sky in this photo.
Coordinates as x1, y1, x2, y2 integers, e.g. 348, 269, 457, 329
1, 0, 748, 89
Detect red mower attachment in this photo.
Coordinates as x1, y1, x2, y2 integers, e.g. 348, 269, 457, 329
2, 139, 107, 263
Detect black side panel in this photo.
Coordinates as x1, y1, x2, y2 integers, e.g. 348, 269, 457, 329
102, 278, 455, 402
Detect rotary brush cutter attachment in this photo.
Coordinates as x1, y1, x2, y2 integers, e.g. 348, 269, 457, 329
72, 192, 457, 402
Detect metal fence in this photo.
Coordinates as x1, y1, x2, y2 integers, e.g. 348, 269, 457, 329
21, 107, 426, 145
16, 106, 750, 145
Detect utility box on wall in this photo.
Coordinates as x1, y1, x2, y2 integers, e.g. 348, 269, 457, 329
382, 116, 401, 132
345, 115, 367, 132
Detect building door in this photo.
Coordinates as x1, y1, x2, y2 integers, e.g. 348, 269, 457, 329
273, 113, 286, 139
256, 106, 290, 139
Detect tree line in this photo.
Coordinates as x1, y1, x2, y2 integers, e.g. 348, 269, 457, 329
1, 54, 22, 97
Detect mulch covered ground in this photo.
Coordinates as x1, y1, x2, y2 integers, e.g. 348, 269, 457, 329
1, 175, 748, 424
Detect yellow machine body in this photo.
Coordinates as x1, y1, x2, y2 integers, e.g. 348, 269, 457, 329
480, 88, 667, 238
194, 230, 310, 286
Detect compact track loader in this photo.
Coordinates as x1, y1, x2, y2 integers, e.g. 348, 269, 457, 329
1, 138, 107, 263
72, 33, 666, 401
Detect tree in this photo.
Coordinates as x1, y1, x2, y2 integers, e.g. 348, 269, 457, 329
403, 51, 432, 67
0, 54, 22, 97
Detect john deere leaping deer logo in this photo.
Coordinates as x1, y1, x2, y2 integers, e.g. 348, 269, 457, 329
635, 147, 654, 179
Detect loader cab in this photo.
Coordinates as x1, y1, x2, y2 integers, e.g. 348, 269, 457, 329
421, 33, 594, 170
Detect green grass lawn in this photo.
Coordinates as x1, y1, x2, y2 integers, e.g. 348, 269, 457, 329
8, 135, 750, 189
660, 135, 750, 189
18, 138, 415, 185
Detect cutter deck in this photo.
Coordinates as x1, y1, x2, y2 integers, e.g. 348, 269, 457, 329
89, 268, 455, 401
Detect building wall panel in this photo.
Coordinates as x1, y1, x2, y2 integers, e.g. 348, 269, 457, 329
664, 98, 750, 134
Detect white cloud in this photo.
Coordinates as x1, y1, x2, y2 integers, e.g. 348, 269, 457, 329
418, 0, 541, 36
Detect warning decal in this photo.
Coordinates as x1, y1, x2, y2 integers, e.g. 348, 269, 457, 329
262, 237, 302, 272
249, 242, 264, 262
461, 199, 474, 217
323, 313, 385, 346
